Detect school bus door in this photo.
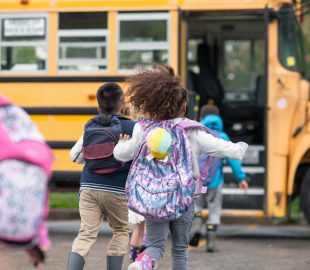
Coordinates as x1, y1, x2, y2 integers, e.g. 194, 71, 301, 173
180, 10, 268, 218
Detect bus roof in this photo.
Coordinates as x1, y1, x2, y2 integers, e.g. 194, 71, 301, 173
0, 0, 293, 12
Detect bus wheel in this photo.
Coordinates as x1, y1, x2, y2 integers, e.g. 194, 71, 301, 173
301, 168, 310, 225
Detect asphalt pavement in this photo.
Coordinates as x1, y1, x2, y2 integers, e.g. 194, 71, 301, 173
1, 221, 310, 270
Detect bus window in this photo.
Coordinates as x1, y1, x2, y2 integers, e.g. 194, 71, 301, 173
294, 21, 307, 75
278, 6, 306, 75
0, 14, 48, 72
222, 40, 251, 92
117, 12, 170, 72
188, 39, 203, 74
221, 39, 264, 96
254, 40, 265, 78
58, 12, 108, 72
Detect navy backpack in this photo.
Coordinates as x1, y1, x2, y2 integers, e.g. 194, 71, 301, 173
82, 114, 124, 174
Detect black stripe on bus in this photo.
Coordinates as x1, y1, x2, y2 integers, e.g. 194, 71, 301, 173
223, 194, 264, 210
24, 107, 98, 115
187, 9, 267, 19
47, 141, 76, 149
0, 76, 127, 83
50, 171, 81, 190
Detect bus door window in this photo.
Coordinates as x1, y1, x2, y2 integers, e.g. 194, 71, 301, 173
218, 38, 265, 144
220, 39, 264, 101
117, 12, 170, 72
0, 14, 48, 72
58, 12, 108, 72
222, 40, 252, 97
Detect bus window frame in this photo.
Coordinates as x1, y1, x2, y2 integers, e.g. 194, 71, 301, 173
0, 12, 49, 74
116, 12, 170, 73
57, 28, 109, 74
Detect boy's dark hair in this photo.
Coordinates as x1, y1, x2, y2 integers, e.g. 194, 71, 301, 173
200, 104, 220, 119
96, 83, 124, 114
126, 64, 187, 120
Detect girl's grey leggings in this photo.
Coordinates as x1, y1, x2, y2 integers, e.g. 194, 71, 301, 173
145, 203, 195, 270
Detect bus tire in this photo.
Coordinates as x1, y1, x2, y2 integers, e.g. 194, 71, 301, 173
300, 168, 310, 225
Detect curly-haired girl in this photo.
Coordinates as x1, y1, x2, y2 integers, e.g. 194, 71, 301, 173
114, 64, 248, 270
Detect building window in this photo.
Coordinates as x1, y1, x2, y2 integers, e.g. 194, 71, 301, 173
117, 12, 170, 72
0, 14, 48, 73
58, 12, 108, 72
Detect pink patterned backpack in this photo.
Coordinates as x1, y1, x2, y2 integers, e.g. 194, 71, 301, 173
125, 118, 215, 221
0, 94, 52, 245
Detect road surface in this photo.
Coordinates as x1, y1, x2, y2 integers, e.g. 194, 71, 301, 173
1, 222, 310, 270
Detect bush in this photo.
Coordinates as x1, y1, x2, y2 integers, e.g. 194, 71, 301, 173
50, 192, 79, 208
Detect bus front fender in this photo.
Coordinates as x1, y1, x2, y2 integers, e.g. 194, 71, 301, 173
288, 134, 310, 195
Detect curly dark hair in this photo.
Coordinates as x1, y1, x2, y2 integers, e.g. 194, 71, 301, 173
126, 64, 188, 120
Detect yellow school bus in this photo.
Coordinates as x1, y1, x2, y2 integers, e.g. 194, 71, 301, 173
0, 0, 309, 223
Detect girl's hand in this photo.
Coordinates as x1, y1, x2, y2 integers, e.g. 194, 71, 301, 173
119, 134, 131, 141
238, 180, 249, 193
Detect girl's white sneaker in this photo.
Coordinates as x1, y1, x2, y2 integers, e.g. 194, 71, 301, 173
128, 261, 142, 270
127, 252, 153, 270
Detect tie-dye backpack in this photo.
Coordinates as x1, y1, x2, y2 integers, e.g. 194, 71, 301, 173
0, 94, 52, 245
125, 118, 214, 221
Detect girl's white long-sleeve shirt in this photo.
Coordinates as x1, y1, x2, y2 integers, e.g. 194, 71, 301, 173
113, 118, 248, 179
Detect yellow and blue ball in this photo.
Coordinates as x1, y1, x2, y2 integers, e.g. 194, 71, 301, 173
147, 128, 172, 159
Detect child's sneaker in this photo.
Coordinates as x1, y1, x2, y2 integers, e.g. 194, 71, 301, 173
189, 232, 201, 247
128, 252, 155, 270
206, 224, 219, 253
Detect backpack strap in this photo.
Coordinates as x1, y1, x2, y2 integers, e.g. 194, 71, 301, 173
138, 118, 151, 131
177, 120, 217, 195
195, 157, 212, 195
116, 115, 131, 134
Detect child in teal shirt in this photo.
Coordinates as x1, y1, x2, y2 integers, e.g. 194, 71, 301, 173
189, 105, 249, 252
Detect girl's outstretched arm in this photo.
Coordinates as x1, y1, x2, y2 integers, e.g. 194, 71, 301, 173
114, 123, 143, 162
193, 130, 248, 160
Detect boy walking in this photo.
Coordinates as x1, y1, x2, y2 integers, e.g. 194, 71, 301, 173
189, 104, 248, 252
67, 83, 135, 270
